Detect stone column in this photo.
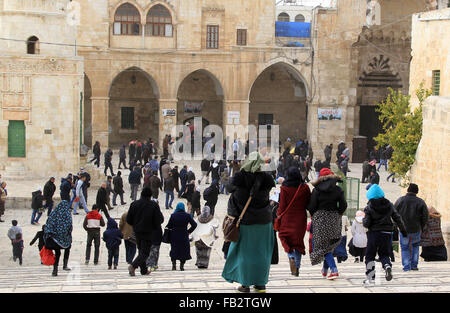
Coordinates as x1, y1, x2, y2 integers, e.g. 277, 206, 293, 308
91, 96, 110, 149
158, 99, 178, 150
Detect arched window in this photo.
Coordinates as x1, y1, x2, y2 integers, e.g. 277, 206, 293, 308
113, 3, 141, 36
278, 12, 290, 22
27, 36, 39, 54
146, 4, 172, 37
295, 14, 305, 22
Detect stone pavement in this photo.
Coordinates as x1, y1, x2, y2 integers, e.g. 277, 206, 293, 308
1, 152, 448, 293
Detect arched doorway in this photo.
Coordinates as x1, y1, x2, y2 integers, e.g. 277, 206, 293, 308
176, 69, 224, 134
83, 74, 92, 148
108, 67, 159, 148
249, 62, 308, 143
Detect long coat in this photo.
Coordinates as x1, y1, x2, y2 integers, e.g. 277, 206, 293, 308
277, 184, 311, 254
166, 211, 197, 261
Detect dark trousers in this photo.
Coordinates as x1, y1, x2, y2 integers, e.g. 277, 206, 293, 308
131, 236, 152, 275
45, 200, 54, 216
118, 158, 127, 169
124, 239, 137, 264
112, 192, 125, 205
365, 231, 392, 278
46, 237, 71, 273
178, 182, 187, 197
85, 230, 100, 263
90, 154, 100, 167
107, 247, 120, 267
104, 162, 114, 176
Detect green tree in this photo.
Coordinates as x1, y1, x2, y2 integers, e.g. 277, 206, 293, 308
374, 83, 432, 185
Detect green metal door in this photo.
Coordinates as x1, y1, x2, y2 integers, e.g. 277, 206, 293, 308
8, 120, 26, 157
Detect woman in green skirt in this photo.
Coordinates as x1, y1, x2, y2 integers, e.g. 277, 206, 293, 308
222, 152, 276, 293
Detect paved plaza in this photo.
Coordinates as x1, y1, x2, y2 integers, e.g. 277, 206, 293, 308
1, 153, 449, 293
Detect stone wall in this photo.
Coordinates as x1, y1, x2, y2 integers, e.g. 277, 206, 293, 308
0, 55, 84, 179
409, 96, 450, 251
409, 8, 450, 109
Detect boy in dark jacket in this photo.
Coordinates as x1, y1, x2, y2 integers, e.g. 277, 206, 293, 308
102, 218, 123, 269
83, 205, 106, 265
43, 177, 56, 216
31, 189, 44, 225
363, 184, 407, 285
60, 176, 72, 202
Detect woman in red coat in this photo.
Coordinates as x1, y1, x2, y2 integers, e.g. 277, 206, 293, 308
277, 167, 311, 276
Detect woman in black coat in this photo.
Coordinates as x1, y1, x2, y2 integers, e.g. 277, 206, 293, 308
166, 202, 197, 271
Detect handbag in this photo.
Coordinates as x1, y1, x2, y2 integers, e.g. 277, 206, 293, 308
40, 246, 55, 266
222, 197, 252, 242
273, 184, 303, 232
161, 227, 171, 244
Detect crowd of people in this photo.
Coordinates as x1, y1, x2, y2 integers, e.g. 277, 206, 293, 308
0, 137, 447, 292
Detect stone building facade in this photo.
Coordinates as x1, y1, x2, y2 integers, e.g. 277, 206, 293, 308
0, 0, 441, 179
77, 0, 312, 151
0, 0, 84, 179
409, 8, 450, 250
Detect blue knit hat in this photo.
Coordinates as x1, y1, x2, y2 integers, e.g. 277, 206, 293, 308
367, 184, 385, 200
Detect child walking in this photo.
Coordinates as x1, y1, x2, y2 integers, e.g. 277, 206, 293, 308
350, 210, 368, 263
8, 220, 22, 258
13, 233, 24, 265
30, 225, 46, 253
363, 184, 407, 285
102, 218, 123, 269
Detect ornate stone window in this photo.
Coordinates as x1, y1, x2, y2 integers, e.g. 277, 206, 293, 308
295, 14, 305, 22
146, 4, 173, 37
27, 36, 39, 54
278, 12, 290, 22
432, 70, 440, 96
113, 3, 141, 36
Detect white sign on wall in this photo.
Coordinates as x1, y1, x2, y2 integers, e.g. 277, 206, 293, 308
227, 111, 240, 125
163, 109, 176, 116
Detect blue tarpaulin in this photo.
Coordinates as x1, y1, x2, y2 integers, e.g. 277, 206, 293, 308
275, 21, 311, 38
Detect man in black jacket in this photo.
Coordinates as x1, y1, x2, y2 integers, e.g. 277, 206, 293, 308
127, 188, 163, 276
60, 175, 72, 202
118, 144, 127, 169
43, 177, 56, 216
113, 171, 126, 206
104, 149, 115, 177
394, 183, 428, 272
203, 181, 219, 216
96, 182, 110, 219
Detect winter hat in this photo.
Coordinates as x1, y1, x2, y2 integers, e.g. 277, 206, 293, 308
367, 184, 385, 200
319, 168, 334, 177
407, 183, 419, 194
141, 187, 152, 198
355, 210, 365, 223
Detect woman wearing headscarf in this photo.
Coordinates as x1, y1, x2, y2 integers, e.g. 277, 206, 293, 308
166, 202, 197, 271
43, 200, 73, 276
420, 206, 448, 261
277, 167, 311, 277
191, 206, 219, 269
222, 152, 276, 293
307, 168, 347, 280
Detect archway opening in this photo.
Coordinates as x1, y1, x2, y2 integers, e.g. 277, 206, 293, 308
249, 63, 308, 143
108, 67, 159, 148
176, 70, 224, 135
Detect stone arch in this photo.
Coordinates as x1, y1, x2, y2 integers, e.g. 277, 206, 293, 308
108, 67, 160, 147
110, 1, 144, 25
176, 69, 225, 133
144, 0, 177, 24
248, 62, 309, 142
